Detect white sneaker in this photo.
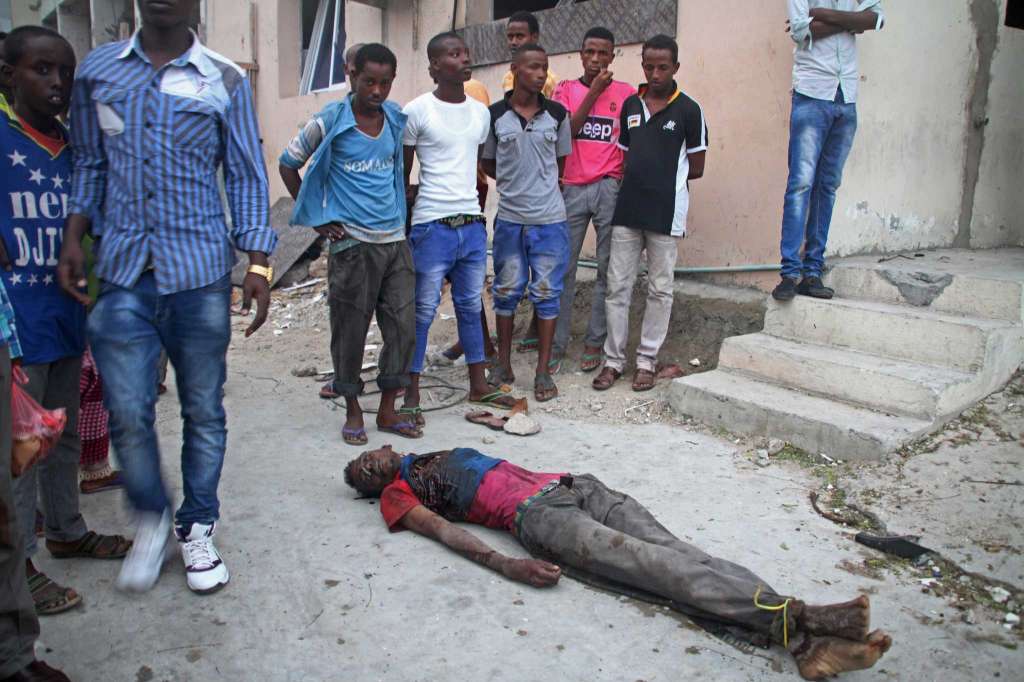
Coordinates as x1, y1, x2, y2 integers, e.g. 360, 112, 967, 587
116, 509, 172, 593
176, 522, 230, 594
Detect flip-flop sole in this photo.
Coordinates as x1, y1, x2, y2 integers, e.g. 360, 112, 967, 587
377, 423, 423, 439
465, 411, 508, 431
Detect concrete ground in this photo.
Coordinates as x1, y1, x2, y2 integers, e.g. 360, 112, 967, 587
28, 305, 1021, 681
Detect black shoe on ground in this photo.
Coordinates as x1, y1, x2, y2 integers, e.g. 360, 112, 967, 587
772, 277, 798, 301
797, 276, 834, 299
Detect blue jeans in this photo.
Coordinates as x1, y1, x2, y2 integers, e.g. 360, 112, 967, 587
780, 90, 858, 280
492, 218, 570, 320
88, 272, 231, 527
408, 220, 488, 373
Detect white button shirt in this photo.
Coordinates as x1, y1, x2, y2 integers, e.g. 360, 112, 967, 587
787, 0, 885, 103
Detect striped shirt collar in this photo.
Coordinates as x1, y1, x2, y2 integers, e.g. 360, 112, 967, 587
116, 29, 215, 78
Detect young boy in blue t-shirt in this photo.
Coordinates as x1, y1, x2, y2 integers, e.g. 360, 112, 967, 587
1, 25, 129, 619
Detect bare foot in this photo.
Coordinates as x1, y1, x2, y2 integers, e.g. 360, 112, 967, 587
795, 630, 892, 681
801, 595, 871, 641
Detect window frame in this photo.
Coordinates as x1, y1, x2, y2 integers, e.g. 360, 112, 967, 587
300, 0, 348, 96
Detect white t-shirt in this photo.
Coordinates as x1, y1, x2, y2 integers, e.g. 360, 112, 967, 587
402, 92, 490, 226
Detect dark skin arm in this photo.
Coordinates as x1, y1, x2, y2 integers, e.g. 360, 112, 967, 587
482, 158, 497, 180
402, 145, 418, 207
569, 69, 614, 138
399, 505, 562, 588
278, 164, 347, 241
810, 7, 882, 33
687, 151, 706, 180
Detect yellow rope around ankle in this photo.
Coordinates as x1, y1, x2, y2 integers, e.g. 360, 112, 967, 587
753, 585, 792, 647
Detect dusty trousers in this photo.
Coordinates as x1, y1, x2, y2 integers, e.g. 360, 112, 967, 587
328, 240, 416, 398
516, 474, 793, 640
0, 346, 40, 676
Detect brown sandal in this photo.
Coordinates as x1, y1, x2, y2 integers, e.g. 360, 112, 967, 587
47, 531, 132, 560
632, 369, 657, 392
592, 367, 621, 391
28, 571, 82, 616
465, 411, 509, 431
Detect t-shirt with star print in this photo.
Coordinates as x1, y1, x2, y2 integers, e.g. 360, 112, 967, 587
1, 111, 86, 365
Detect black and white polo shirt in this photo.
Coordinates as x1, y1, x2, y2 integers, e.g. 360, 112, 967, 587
611, 83, 708, 237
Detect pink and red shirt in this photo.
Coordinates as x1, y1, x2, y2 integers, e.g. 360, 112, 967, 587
553, 78, 636, 186
381, 462, 565, 532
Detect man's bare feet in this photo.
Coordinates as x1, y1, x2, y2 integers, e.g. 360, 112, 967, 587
795, 629, 892, 681
801, 595, 871, 641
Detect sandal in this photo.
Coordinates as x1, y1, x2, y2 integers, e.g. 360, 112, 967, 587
465, 411, 508, 431
547, 356, 563, 375
515, 337, 539, 353
592, 367, 621, 391
534, 373, 558, 402
377, 421, 423, 439
319, 381, 339, 400
342, 426, 368, 446
28, 571, 82, 616
398, 406, 426, 426
468, 390, 518, 410
580, 351, 604, 373
47, 531, 132, 560
80, 468, 124, 495
632, 368, 657, 392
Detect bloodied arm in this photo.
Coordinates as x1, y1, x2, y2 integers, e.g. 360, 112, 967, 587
399, 505, 561, 587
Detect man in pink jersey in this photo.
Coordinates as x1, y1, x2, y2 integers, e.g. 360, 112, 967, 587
551, 27, 635, 373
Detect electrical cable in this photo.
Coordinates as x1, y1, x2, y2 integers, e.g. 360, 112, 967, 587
329, 372, 468, 414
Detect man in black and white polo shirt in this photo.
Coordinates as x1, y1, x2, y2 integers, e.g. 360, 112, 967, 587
593, 34, 707, 393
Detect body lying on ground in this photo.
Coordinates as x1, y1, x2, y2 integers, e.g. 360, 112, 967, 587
344, 446, 893, 680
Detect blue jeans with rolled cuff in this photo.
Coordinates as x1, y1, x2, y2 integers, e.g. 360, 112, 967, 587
491, 219, 570, 320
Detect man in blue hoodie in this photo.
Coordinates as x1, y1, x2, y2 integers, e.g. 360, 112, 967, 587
280, 44, 417, 446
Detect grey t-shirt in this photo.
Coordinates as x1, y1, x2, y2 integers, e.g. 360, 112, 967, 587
483, 93, 572, 225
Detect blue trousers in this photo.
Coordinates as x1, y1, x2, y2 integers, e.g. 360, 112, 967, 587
88, 272, 231, 527
408, 220, 488, 373
780, 90, 858, 281
491, 218, 570, 320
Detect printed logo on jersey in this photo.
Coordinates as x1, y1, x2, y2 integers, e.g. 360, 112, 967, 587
663, 120, 677, 132
576, 115, 615, 143
627, 114, 642, 129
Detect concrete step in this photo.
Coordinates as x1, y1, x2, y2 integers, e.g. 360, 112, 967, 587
824, 250, 1024, 323
764, 296, 1021, 373
668, 370, 933, 461
719, 333, 977, 420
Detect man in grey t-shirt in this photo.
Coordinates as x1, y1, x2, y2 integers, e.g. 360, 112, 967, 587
482, 44, 572, 404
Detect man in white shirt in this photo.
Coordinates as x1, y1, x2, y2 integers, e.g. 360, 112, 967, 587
401, 32, 518, 426
773, 0, 884, 302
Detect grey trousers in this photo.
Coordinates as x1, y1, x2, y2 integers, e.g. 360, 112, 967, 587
554, 179, 618, 356
0, 346, 40, 676
517, 475, 793, 641
13, 356, 86, 559
328, 241, 416, 398
603, 226, 679, 373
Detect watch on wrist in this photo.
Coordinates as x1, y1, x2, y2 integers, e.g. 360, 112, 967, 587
247, 264, 273, 283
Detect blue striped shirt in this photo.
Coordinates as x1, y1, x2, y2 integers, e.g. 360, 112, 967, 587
68, 32, 277, 294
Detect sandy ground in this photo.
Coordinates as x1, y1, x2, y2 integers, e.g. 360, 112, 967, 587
27, 273, 1023, 681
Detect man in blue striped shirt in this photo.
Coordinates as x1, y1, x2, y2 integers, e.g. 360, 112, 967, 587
57, 0, 278, 596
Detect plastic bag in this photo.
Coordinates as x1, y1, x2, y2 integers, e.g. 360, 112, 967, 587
11, 366, 67, 478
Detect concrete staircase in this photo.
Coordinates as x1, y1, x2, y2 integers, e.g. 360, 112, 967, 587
668, 249, 1024, 460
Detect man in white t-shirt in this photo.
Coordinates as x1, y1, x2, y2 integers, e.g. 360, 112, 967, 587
401, 32, 519, 426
